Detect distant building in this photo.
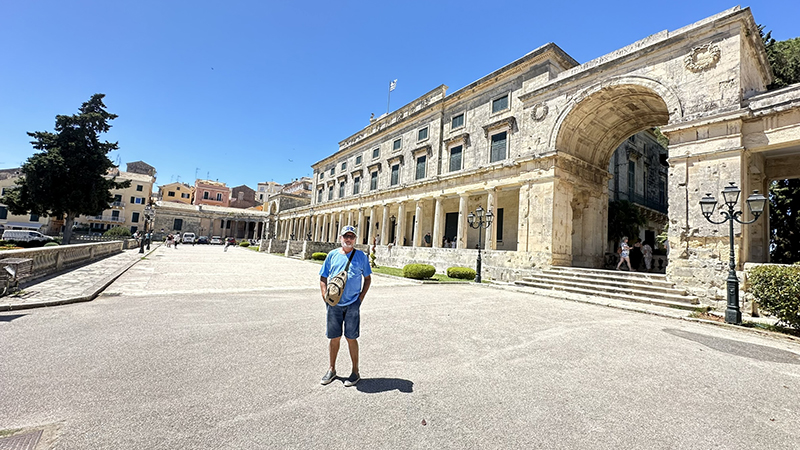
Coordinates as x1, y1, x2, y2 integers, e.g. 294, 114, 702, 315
193, 179, 231, 207
0, 168, 51, 233
230, 185, 258, 209
126, 161, 157, 177
256, 181, 282, 202
159, 182, 195, 204
278, 177, 313, 197
74, 167, 156, 235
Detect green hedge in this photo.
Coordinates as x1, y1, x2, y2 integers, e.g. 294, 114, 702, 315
749, 263, 800, 329
403, 263, 436, 280
104, 226, 132, 237
44, 241, 60, 247
239, 241, 251, 247
311, 252, 328, 261
447, 266, 476, 280
0, 239, 47, 249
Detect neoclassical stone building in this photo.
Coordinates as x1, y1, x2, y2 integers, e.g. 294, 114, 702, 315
272, 7, 800, 302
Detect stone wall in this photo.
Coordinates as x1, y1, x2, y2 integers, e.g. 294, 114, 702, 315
373, 246, 540, 281
0, 241, 124, 282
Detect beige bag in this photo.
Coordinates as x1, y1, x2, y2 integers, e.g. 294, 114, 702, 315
324, 250, 356, 306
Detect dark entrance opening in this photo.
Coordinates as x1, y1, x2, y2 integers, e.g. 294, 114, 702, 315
444, 212, 458, 245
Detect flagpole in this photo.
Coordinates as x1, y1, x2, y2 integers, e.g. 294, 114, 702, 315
387, 79, 397, 115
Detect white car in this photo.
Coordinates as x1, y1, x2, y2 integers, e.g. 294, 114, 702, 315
210, 236, 223, 245
2, 230, 53, 242
182, 232, 196, 244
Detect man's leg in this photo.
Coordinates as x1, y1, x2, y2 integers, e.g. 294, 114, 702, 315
346, 338, 359, 375
329, 337, 341, 371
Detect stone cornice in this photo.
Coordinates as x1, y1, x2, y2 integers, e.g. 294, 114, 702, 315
387, 154, 404, 166
350, 168, 364, 178
444, 133, 470, 148
411, 145, 431, 158
367, 162, 382, 172
482, 116, 517, 137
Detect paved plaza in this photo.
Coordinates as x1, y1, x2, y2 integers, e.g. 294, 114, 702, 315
1, 245, 800, 449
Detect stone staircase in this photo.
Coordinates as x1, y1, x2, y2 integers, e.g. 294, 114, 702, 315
514, 266, 700, 310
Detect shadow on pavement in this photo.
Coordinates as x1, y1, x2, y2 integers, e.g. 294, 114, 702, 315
0, 314, 28, 322
356, 377, 413, 394
664, 328, 800, 365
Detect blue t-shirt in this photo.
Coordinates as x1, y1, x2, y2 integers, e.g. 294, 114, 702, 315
319, 249, 372, 306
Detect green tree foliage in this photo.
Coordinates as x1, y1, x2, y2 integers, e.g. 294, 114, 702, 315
104, 226, 132, 238
769, 179, 800, 264
749, 264, 800, 329
0, 94, 129, 244
760, 26, 800, 89
608, 200, 646, 244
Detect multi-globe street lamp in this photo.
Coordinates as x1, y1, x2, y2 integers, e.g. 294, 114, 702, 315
699, 182, 767, 325
139, 204, 155, 254
467, 205, 494, 283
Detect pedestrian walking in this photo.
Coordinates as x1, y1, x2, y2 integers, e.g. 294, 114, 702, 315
319, 225, 372, 387
616, 236, 634, 271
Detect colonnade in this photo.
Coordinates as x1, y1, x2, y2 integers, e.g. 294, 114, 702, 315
218, 218, 265, 241
271, 187, 504, 250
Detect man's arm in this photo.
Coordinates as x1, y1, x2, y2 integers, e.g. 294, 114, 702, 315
358, 275, 371, 302
320, 276, 328, 302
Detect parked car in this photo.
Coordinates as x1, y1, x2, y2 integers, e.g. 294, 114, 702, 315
210, 236, 223, 245
182, 232, 196, 244
2, 230, 53, 242
225, 237, 236, 246
196, 236, 209, 244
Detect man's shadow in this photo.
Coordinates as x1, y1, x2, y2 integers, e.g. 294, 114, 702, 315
355, 377, 413, 394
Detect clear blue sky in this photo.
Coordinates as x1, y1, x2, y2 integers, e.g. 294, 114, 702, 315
1, 1, 797, 190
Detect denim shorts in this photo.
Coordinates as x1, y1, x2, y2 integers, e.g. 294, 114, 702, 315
326, 301, 361, 340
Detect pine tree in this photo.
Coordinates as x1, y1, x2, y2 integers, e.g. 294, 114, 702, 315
769, 179, 800, 264
0, 94, 129, 244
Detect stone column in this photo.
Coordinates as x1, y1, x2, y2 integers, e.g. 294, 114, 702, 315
397, 201, 406, 246
338, 211, 344, 235
432, 196, 444, 248
347, 210, 354, 228
413, 199, 423, 247
457, 194, 468, 249
367, 206, 376, 245
381, 204, 390, 245
486, 188, 496, 250
357, 208, 365, 241
321, 214, 328, 242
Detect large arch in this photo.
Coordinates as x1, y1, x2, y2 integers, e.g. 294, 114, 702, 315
550, 80, 674, 268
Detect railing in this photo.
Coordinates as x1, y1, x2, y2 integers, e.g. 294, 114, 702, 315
89, 215, 125, 223
0, 241, 125, 283
110, 201, 125, 208
613, 191, 668, 214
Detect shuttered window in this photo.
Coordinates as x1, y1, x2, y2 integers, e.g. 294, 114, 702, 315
490, 132, 507, 162
449, 146, 462, 172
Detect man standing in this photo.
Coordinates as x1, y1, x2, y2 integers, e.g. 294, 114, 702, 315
319, 225, 372, 387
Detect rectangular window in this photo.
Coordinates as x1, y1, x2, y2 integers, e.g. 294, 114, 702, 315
449, 146, 462, 172
341, 162, 347, 171
317, 190, 323, 202
132, 212, 140, 223
370, 171, 378, 190
319, 172, 323, 180
492, 94, 509, 113
330, 168, 335, 176
328, 186, 333, 200
391, 164, 400, 186
418, 127, 428, 141
490, 131, 507, 162
452, 113, 464, 129
355, 155, 362, 165
181, 193, 189, 198
30, 213, 39, 222
136, 185, 143, 192
392, 139, 402, 151
203, 191, 209, 199
372, 148, 380, 159
167, 191, 176, 197
137, 197, 144, 204
130, 196, 135, 203
173, 218, 183, 231
0, 206, 7, 220
111, 210, 120, 220
353, 177, 360, 195
415, 156, 426, 180
216, 193, 222, 201
496, 208, 504, 241
339, 182, 345, 198
114, 194, 122, 202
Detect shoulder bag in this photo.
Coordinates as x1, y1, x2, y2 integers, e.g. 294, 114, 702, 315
325, 250, 357, 306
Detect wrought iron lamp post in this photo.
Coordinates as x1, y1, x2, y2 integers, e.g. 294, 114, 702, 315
139, 205, 155, 253
699, 182, 767, 325
467, 205, 494, 283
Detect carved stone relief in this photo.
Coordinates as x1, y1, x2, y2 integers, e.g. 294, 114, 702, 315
684, 43, 721, 73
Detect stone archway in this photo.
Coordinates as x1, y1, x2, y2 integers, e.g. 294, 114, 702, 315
551, 82, 673, 268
